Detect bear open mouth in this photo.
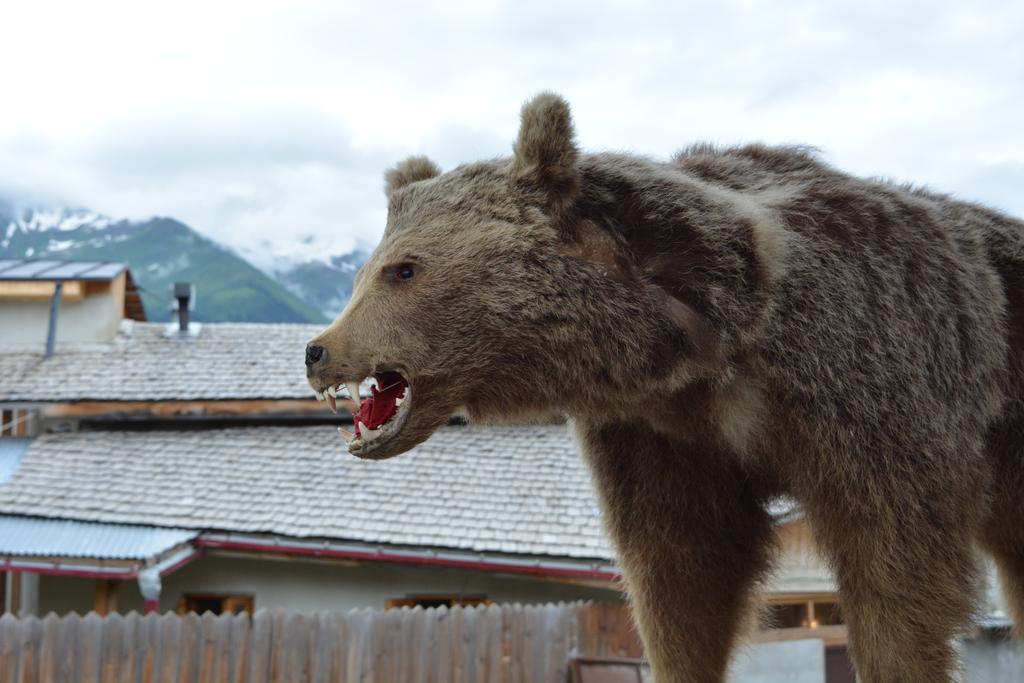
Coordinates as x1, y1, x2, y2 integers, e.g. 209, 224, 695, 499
314, 371, 411, 455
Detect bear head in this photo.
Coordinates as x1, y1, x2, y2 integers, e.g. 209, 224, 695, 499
306, 93, 715, 459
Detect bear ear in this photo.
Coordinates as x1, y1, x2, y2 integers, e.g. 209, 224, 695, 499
384, 156, 442, 197
512, 92, 581, 219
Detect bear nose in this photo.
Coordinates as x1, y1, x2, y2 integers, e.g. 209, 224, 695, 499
305, 343, 326, 367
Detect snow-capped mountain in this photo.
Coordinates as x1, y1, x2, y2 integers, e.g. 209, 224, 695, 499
2, 206, 111, 234
0, 201, 334, 324
273, 250, 368, 321
2, 204, 126, 257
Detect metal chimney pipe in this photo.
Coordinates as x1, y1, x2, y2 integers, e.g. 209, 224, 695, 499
45, 280, 63, 357
173, 282, 191, 333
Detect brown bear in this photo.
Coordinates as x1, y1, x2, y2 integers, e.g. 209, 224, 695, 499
306, 93, 1024, 682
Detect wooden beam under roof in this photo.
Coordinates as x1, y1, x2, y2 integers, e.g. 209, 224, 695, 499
0, 280, 85, 301
42, 398, 352, 419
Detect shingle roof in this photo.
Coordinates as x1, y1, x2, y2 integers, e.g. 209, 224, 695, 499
0, 515, 197, 559
0, 321, 323, 401
0, 424, 611, 561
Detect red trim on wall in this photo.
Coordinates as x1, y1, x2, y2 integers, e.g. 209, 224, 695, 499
195, 537, 620, 582
0, 547, 201, 581
0, 562, 138, 579
158, 549, 201, 577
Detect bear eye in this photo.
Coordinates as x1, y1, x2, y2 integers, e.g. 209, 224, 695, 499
393, 263, 415, 281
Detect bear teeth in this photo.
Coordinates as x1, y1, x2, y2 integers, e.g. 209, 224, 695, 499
359, 421, 383, 441
346, 381, 362, 409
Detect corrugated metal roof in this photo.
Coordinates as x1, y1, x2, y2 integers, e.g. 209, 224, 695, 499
0, 258, 126, 282
0, 439, 30, 484
0, 515, 197, 559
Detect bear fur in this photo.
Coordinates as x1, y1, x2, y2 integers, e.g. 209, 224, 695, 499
306, 93, 1024, 682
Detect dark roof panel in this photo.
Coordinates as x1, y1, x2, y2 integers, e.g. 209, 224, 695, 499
78, 262, 126, 280
0, 260, 66, 279
0, 258, 126, 282
40, 261, 109, 279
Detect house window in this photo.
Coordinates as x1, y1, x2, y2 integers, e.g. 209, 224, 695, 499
0, 408, 35, 437
762, 598, 844, 630
1, 409, 21, 437
386, 595, 490, 610
178, 593, 254, 615
813, 601, 843, 627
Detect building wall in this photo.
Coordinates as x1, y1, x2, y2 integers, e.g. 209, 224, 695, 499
0, 273, 125, 345
767, 520, 836, 596
964, 631, 1024, 683
38, 552, 623, 615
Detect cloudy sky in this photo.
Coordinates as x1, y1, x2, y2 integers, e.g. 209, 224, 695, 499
1, 0, 1022, 267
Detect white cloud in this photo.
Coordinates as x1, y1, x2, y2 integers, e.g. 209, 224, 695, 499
0, 0, 1021, 266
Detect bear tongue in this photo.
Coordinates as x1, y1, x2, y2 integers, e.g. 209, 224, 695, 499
353, 380, 407, 437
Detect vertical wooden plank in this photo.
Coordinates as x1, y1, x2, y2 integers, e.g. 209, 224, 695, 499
484, 603, 503, 683
37, 613, 60, 683
307, 613, 327, 683
459, 606, 477, 683
454, 606, 469, 683
214, 614, 233, 683
365, 609, 387, 683
284, 613, 308, 683
528, 605, 546, 683
245, 611, 272, 683
391, 607, 406, 683
118, 612, 140, 683
56, 612, 79, 683
99, 612, 123, 683
328, 612, 346, 683
344, 610, 364, 683
304, 614, 318, 683
393, 608, 412, 683
178, 612, 202, 683
429, 606, 450, 683
0, 612, 21, 683
227, 612, 251, 683
197, 611, 219, 683
562, 602, 577, 663
141, 611, 165, 683
505, 604, 519, 683
343, 611, 363, 683
268, 611, 287, 683
379, 608, 403, 683
156, 612, 181, 683
408, 607, 430, 683
78, 612, 104, 683
17, 615, 43, 683
544, 602, 569, 683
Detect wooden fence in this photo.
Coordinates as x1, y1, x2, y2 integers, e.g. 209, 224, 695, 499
0, 602, 643, 683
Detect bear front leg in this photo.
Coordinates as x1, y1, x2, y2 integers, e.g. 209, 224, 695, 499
799, 479, 985, 683
576, 420, 775, 683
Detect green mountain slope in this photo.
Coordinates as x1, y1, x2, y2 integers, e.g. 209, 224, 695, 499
274, 250, 367, 321
1, 213, 327, 324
